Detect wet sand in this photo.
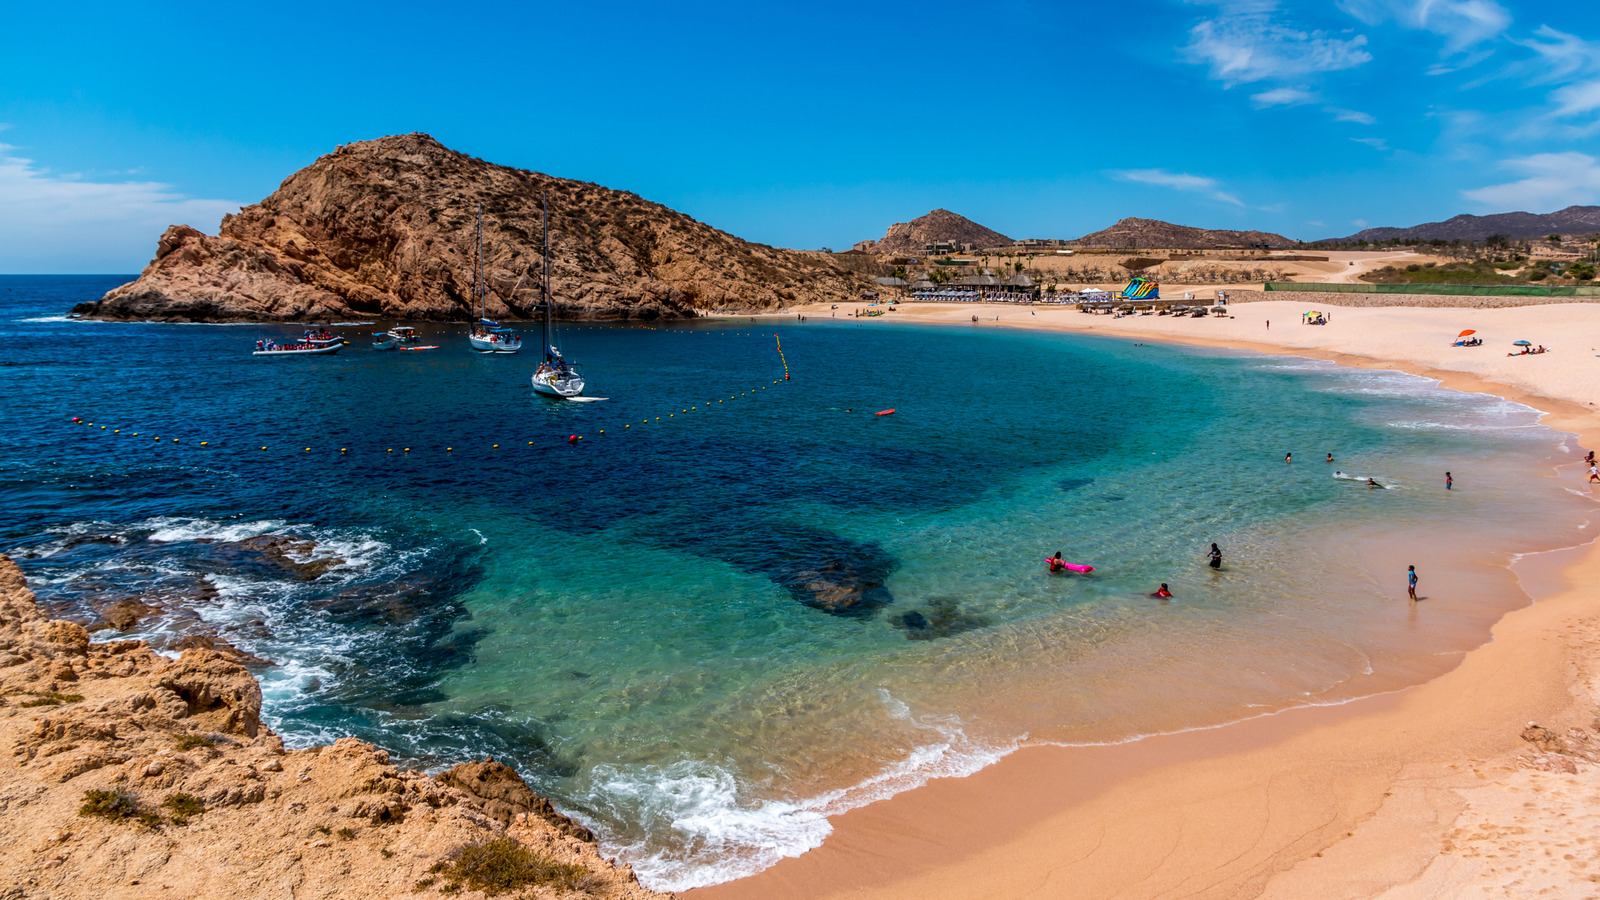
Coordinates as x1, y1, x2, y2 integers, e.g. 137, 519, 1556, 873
697, 300, 1600, 899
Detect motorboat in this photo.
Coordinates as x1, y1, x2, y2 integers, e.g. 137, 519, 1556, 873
391, 326, 419, 345
301, 329, 346, 347
252, 339, 341, 357
372, 332, 398, 351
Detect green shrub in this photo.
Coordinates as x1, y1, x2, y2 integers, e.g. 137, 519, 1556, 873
336, 827, 357, 841
163, 792, 205, 826
424, 838, 587, 896
173, 734, 215, 751
20, 692, 84, 707
80, 790, 162, 828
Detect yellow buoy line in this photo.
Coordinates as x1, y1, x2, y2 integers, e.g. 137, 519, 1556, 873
64, 379, 788, 456
62, 331, 794, 455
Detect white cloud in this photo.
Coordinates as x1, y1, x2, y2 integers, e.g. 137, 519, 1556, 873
1513, 26, 1600, 83
1351, 218, 1369, 227
1112, 168, 1245, 206
1186, 6, 1372, 85
1339, 0, 1510, 51
1550, 79, 1600, 118
1461, 151, 1600, 211
1326, 107, 1377, 124
1351, 136, 1390, 150
1252, 87, 1318, 106
0, 143, 241, 273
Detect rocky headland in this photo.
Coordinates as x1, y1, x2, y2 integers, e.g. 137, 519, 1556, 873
852, 209, 1012, 254
1065, 217, 1294, 250
0, 554, 668, 899
75, 134, 860, 323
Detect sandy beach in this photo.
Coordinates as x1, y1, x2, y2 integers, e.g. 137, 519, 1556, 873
697, 299, 1600, 900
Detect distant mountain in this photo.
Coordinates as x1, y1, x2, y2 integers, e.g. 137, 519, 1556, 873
854, 209, 1012, 254
1330, 206, 1600, 243
1066, 217, 1294, 249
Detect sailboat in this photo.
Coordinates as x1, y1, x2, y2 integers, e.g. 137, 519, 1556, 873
466, 202, 523, 353
530, 192, 586, 398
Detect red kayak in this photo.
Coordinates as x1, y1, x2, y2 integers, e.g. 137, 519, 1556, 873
875, 409, 895, 416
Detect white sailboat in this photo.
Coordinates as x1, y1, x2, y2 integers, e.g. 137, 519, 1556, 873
465, 202, 523, 353
530, 192, 586, 398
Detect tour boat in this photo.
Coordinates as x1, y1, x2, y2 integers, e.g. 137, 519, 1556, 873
252, 341, 342, 357
301, 329, 346, 347
530, 192, 586, 398
465, 203, 523, 353
391, 326, 419, 345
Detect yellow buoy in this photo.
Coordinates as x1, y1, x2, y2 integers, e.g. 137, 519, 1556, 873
493, 444, 499, 449
625, 424, 630, 428
114, 430, 120, 433
404, 448, 411, 452
100, 426, 106, 430
387, 449, 393, 453
340, 448, 347, 453
447, 447, 452, 452
173, 438, 179, 443
599, 430, 604, 434
528, 441, 534, 445
304, 447, 311, 452
261, 446, 268, 451
200, 442, 209, 446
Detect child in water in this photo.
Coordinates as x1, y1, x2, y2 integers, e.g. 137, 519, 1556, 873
1046, 552, 1066, 574
1150, 583, 1173, 599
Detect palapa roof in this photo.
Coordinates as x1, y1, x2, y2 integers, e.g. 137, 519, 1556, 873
910, 279, 936, 290
1003, 273, 1035, 287
955, 274, 1002, 286
873, 276, 910, 287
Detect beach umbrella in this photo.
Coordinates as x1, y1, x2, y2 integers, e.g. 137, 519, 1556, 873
1513, 340, 1532, 346
1458, 329, 1475, 337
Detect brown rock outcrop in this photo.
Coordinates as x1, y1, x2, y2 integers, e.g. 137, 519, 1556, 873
1067, 217, 1294, 249
0, 554, 667, 899
854, 209, 1012, 254
77, 133, 860, 323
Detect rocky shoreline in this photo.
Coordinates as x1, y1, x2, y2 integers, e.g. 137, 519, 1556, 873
0, 554, 669, 899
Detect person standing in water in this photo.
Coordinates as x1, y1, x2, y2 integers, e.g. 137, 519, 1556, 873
1326, 452, 1334, 463
1285, 452, 1292, 464
1407, 565, 1418, 601
1446, 471, 1453, 490
1207, 543, 1222, 570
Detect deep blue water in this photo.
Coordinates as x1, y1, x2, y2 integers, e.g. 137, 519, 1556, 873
1, 275, 1592, 888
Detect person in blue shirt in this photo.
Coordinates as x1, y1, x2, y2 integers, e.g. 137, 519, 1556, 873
1407, 565, 1418, 601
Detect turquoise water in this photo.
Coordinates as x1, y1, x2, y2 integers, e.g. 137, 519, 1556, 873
2, 277, 1593, 889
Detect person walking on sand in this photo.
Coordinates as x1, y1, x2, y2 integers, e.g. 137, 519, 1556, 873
1446, 471, 1453, 490
1407, 565, 1418, 601
1207, 543, 1222, 570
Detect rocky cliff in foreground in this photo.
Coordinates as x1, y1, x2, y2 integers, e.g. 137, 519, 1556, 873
0, 555, 668, 899
76, 134, 859, 322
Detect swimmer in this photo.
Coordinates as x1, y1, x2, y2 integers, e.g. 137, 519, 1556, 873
1285, 452, 1292, 464
1046, 552, 1066, 574
1326, 452, 1333, 463
1150, 583, 1173, 599
1367, 478, 1382, 488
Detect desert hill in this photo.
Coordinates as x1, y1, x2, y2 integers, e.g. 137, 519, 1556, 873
853, 209, 1012, 254
1066, 217, 1294, 249
1330, 205, 1600, 243
77, 134, 859, 322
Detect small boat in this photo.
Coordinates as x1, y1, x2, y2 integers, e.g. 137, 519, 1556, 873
372, 332, 398, 351
391, 326, 420, 345
300, 328, 346, 347
530, 192, 586, 398
252, 340, 342, 357
465, 203, 523, 353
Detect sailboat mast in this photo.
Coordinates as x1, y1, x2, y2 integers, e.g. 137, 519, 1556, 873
474, 202, 484, 321
542, 191, 552, 362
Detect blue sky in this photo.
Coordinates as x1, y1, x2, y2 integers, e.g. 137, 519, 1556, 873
1, 0, 1597, 271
